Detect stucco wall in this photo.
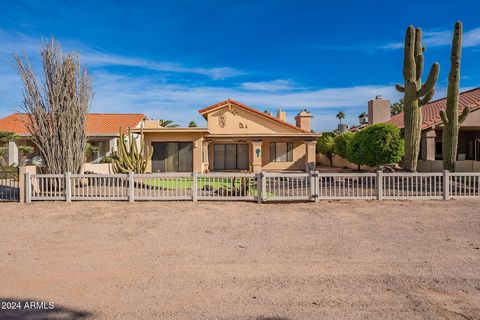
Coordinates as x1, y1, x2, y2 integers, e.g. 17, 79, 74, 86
206, 104, 300, 134
82, 163, 113, 174
316, 153, 371, 171
261, 140, 306, 171
418, 160, 480, 172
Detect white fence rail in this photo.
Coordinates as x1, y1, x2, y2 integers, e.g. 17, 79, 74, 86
25, 171, 480, 203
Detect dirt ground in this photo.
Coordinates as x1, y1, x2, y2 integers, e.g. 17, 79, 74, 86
0, 200, 479, 320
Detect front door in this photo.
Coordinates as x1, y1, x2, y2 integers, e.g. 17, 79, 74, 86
152, 142, 193, 172
213, 144, 249, 170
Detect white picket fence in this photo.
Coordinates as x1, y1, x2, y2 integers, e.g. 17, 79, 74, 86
25, 171, 480, 203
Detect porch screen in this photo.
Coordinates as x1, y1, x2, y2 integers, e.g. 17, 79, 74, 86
214, 144, 249, 170
270, 142, 293, 162
152, 142, 193, 172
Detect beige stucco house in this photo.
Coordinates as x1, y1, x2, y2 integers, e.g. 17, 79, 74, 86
137, 99, 319, 173
347, 87, 480, 172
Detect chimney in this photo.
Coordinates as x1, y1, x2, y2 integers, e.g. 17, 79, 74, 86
277, 109, 286, 122
368, 95, 391, 125
295, 110, 312, 132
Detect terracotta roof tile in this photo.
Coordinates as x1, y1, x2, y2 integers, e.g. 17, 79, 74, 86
198, 99, 309, 133
0, 113, 145, 136
387, 87, 480, 130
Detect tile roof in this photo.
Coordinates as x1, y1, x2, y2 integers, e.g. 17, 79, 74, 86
198, 98, 309, 133
0, 113, 145, 136
387, 87, 480, 130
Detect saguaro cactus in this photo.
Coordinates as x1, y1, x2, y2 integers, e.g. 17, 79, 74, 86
440, 22, 469, 172
396, 26, 440, 172
112, 127, 152, 173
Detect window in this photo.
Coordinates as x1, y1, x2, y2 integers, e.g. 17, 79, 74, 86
270, 142, 293, 162
213, 144, 249, 170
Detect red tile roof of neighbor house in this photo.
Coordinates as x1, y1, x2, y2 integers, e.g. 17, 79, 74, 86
387, 87, 480, 130
0, 113, 146, 136
198, 98, 309, 133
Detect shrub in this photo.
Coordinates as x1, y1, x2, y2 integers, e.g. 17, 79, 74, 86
334, 132, 355, 158
346, 123, 404, 169
316, 132, 336, 167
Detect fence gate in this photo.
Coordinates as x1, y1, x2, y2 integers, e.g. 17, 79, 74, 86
0, 166, 19, 202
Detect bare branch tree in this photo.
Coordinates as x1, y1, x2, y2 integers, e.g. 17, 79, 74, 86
15, 38, 93, 173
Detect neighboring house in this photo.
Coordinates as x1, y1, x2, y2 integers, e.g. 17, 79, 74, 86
136, 99, 319, 173
349, 87, 480, 172
0, 113, 145, 165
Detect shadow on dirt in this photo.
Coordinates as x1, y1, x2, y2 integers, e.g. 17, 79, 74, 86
0, 298, 93, 320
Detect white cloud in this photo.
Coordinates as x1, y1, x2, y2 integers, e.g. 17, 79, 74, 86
240, 79, 299, 91
89, 71, 403, 131
0, 29, 244, 80
383, 27, 480, 50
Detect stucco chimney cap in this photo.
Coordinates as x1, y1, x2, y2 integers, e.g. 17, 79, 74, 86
297, 109, 311, 116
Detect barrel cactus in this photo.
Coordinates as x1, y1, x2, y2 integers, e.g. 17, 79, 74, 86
396, 26, 439, 171
440, 22, 469, 172
112, 127, 152, 173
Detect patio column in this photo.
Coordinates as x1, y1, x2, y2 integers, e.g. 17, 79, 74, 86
203, 141, 210, 173
305, 140, 317, 171
250, 140, 262, 172
8, 140, 18, 165
108, 137, 118, 154
421, 129, 436, 161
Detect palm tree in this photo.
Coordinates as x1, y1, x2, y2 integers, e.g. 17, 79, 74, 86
158, 119, 179, 127
188, 121, 198, 127
336, 111, 346, 124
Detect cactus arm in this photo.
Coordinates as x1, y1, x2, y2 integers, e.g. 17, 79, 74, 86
459, 106, 470, 124
415, 54, 424, 84
414, 28, 423, 83
420, 88, 435, 105
403, 26, 416, 82
440, 109, 449, 124
417, 63, 440, 97
395, 84, 405, 93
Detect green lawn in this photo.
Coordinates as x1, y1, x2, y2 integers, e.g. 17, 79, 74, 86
141, 177, 254, 190
138, 177, 274, 197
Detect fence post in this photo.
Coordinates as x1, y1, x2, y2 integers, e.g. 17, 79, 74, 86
376, 171, 383, 200
25, 172, 31, 203
261, 171, 267, 203
192, 172, 198, 202
309, 171, 318, 202
256, 172, 262, 204
314, 171, 320, 202
128, 171, 134, 202
65, 172, 71, 202
443, 170, 450, 200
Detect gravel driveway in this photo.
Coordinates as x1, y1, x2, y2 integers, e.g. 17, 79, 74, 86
0, 200, 479, 319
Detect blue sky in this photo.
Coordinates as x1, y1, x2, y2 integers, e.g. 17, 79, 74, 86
0, 0, 479, 131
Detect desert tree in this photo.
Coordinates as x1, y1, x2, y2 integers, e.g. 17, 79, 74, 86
15, 39, 93, 174
316, 132, 336, 167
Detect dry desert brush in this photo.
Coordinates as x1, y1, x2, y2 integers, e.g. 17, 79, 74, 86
15, 39, 93, 174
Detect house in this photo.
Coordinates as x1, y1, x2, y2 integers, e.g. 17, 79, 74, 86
351, 87, 480, 172
135, 99, 319, 173
0, 113, 145, 165
388, 87, 480, 172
